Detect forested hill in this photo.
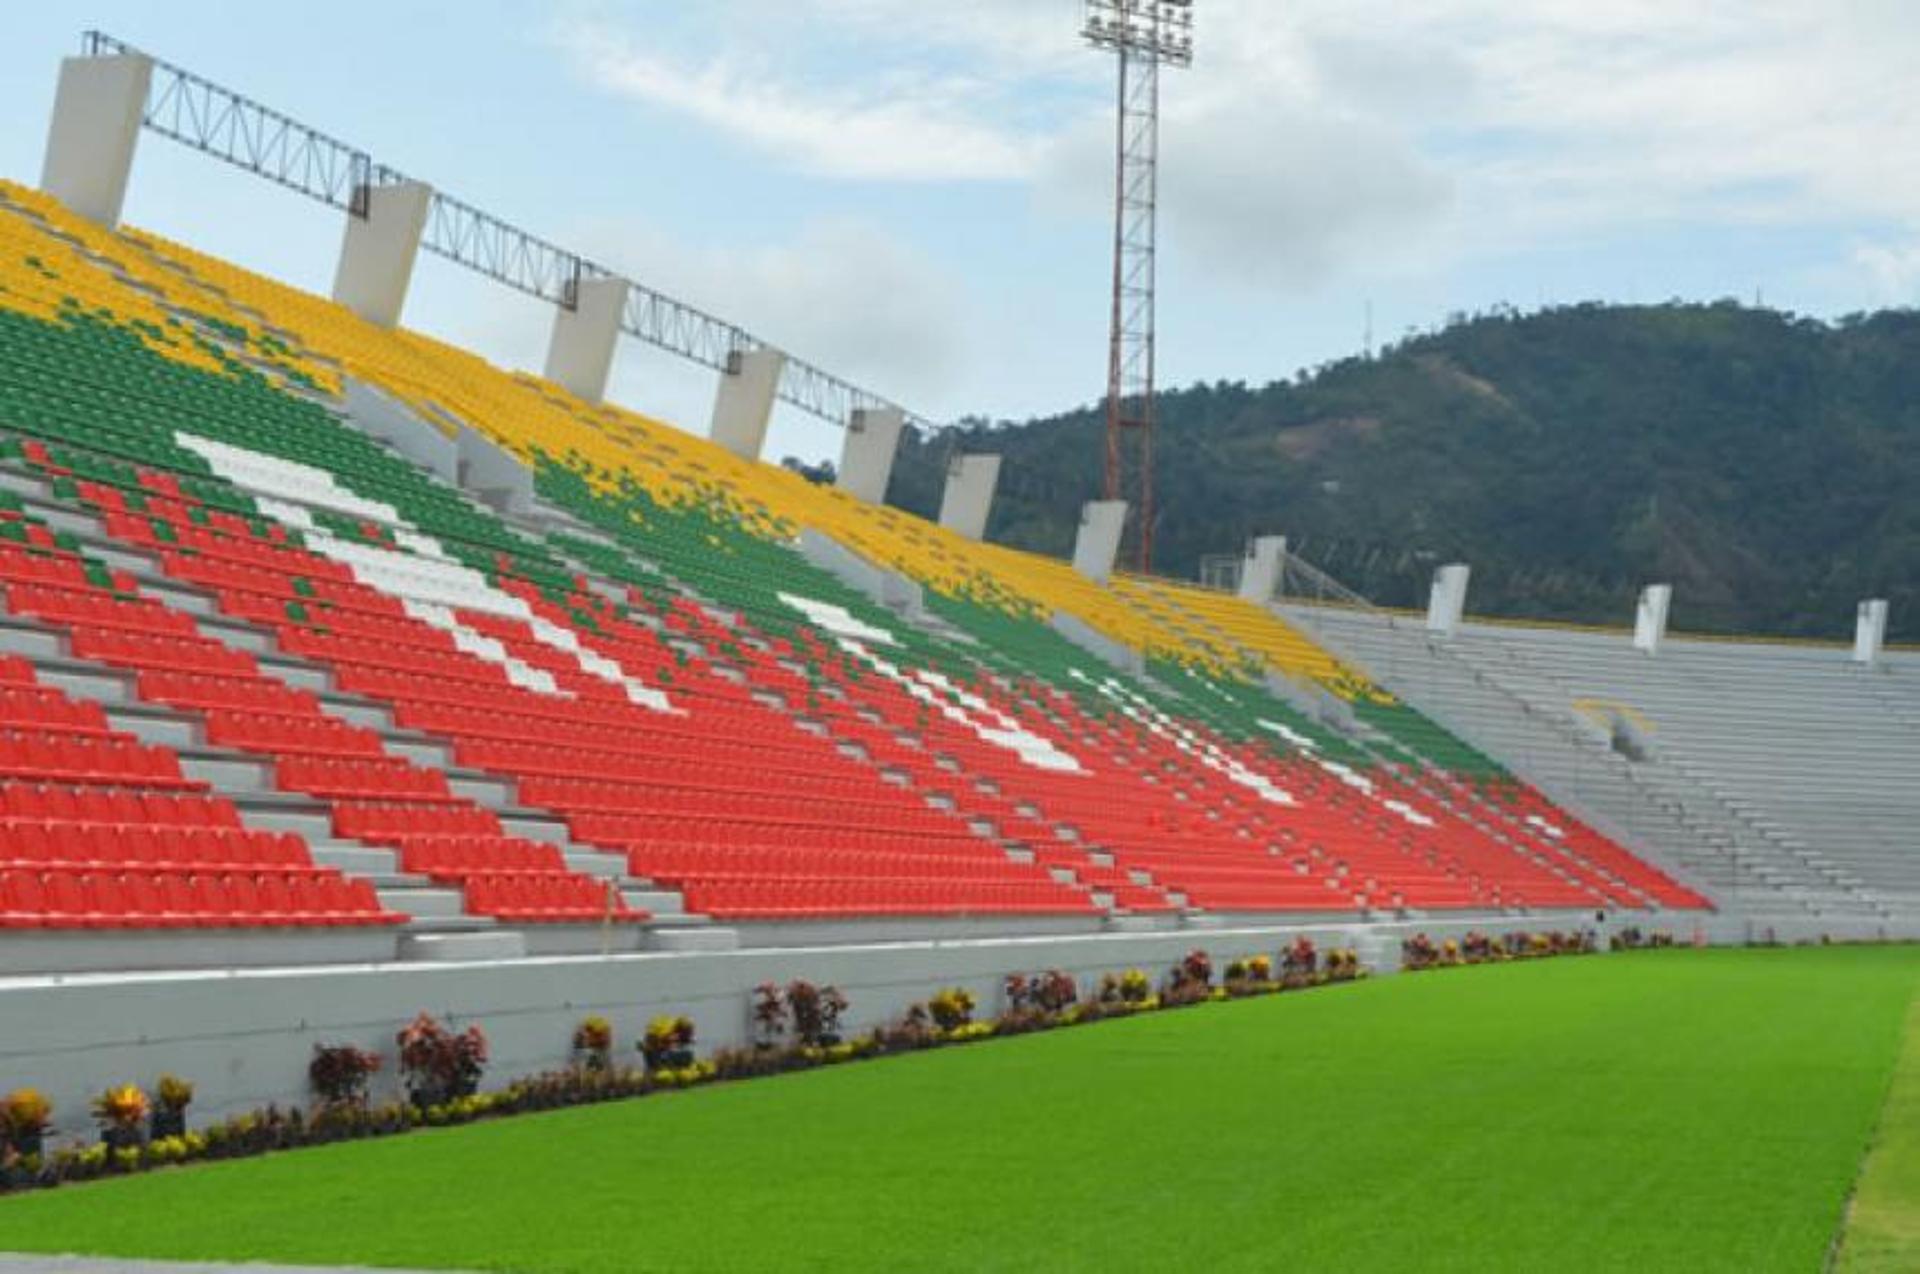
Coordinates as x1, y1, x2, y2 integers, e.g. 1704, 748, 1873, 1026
884, 302, 1920, 639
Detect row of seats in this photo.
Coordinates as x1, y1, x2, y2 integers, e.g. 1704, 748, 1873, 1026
679, 879, 1100, 921
0, 820, 317, 872
0, 868, 400, 928
0, 782, 242, 828
461, 874, 647, 924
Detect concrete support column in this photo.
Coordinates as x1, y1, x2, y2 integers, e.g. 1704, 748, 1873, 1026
1072, 500, 1129, 584
40, 54, 152, 227
1237, 535, 1287, 604
709, 347, 785, 461
331, 180, 432, 328
543, 277, 628, 404
1633, 583, 1672, 655
1853, 598, 1889, 665
836, 407, 905, 505
1425, 562, 1470, 635
937, 454, 1001, 542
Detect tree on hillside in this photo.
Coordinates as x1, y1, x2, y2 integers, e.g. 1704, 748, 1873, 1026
886, 303, 1920, 639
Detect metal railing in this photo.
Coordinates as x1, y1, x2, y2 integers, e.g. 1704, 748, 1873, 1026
80, 30, 929, 432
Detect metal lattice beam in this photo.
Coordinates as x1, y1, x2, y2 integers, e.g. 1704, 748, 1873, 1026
84, 31, 374, 217
79, 30, 927, 433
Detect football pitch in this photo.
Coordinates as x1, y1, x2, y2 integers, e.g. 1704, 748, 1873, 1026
3, 945, 1916, 1273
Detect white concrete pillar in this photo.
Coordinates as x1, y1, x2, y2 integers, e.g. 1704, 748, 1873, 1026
1853, 598, 1889, 665
836, 406, 905, 505
1425, 563, 1470, 635
709, 347, 786, 462
1633, 583, 1672, 655
937, 454, 1001, 542
1072, 500, 1129, 583
1236, 535, 1287, 604
331, 180, 432, 329
543, 277, 627, 404
40, 54, 152, 228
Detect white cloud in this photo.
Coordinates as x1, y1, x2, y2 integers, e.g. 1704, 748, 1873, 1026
551, 17, 1041, 181
552, 1, 1920, 289
527, 0, 1920, 424
1363, 0, 1920, 230
1036, 50, 1455, 289
575, 215, 970, 407
552, 0, 1920, 235
1852, 236, 1920, 305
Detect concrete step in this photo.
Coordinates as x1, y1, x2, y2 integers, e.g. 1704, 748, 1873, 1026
0, 616, 65, 661
177, 753, 274, 793
326, 698, 396, 731
499, 815, 577, 845
377, 887, 468, 918
1103, 914, 1176, 933
309, 844, 401, 876
446, 774, 514, 806
399, 930, 528, 962
563, 850, 631, 879
235, 801, 333, 840
385, 738, 455, 769
622, 889, 689, 916
100, 704, 199, 749
395, 910, 498, 932
647, 926, 739, 951
520, 925, 647, 956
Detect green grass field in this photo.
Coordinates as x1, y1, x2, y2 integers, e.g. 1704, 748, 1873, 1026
1838, 989, 1920, 1272
3, 946, 1916, 1273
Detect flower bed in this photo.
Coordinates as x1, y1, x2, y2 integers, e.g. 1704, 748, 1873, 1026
0, 941, 1382, 1196
1401, 928, 1599, 971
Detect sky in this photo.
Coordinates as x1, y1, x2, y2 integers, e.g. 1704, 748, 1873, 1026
1, 1, 1915, 464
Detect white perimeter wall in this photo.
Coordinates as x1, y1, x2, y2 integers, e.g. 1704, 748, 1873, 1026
1, 908, 1883, 1134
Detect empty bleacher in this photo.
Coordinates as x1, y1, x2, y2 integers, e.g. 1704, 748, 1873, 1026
1288, 604, 1915, 919
0, 175, 1725, 972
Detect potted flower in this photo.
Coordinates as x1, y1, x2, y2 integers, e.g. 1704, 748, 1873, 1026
1116, 968, 1152, 1004
573, 1015, 614, 1072
1402, 933, 1439, 971
1034, 969, 1077, 1014
396, 1013, 488, 1110
310, 1043, 382, 1108
815, 987, 849, 1047
640, 1015, 697, 1071
90, 1083, 149, 1151
1282, 936, 1319, 985
785, 981, 849, 1047
927, 987, 976, 1032
752, 982, 788, 1049
0, 1088, 53, 1159
151, 1074, 193, 1139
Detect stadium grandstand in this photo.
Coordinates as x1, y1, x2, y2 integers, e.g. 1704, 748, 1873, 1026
0, 21, 1914, 1274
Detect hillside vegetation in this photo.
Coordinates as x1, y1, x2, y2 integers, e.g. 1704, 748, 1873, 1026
890, 302, 1920, 638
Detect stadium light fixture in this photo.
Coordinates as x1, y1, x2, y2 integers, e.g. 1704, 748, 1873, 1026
1081, 0, 1194, 573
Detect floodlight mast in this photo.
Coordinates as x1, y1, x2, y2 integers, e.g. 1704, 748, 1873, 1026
1083, 0, 1191, 573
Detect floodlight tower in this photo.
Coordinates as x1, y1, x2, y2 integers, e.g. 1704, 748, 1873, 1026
1083, 0, 1192, 573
